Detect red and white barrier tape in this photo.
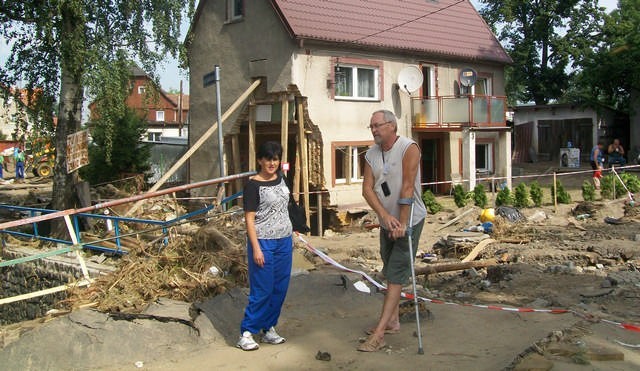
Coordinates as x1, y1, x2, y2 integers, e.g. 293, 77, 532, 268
295, 233, 640, 333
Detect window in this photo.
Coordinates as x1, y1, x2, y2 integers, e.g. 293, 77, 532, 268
155, 110, 165, 122
147, 132, 162, 142
334, 65, 379, 100
226, 0, 243, 21
333, 143, 371, 185
472, 76, 492, 96
421, 65, 436, 97
476, 143, 493, 173
138, 86, 145, 94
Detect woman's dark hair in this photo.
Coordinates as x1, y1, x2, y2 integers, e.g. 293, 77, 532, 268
257, 141, 282, 160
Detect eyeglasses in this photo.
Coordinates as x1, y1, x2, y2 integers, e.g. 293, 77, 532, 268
367, 121, 391, 130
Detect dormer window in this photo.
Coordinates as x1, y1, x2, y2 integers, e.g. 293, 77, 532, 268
226, 0, 244, 22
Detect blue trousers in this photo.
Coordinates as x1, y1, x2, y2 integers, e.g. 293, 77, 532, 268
240, 236, 293, 334
16, 161, 24, 179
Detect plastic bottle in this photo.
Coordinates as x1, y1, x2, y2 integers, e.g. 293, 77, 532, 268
576, 214, 590, 220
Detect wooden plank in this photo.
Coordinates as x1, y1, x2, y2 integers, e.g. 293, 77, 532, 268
436, 208, 475, 231
461, 238, 496, 262
249, 98, 256, 171
0, 279, 92, 306
298, 98, 310, 234
125, 79, 261, 216
294, 136, 301, 203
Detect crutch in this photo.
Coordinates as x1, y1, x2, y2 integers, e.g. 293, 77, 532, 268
406, 201, 424, 354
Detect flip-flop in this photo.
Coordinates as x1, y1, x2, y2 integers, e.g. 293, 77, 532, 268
365, 327, 400, 335
357, 335, 387, 352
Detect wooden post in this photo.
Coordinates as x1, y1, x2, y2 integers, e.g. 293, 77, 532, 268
248, 98, 257, 171
281, 93, 289, 166
317, 192, 323, 237
553, 172, 558, 213
231, 134, 242, 203
294, 136, 301, 203
298, 98, 310, 234
125, 79, 261, 216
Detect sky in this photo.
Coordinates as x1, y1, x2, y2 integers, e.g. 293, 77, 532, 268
0, 0, 622, 96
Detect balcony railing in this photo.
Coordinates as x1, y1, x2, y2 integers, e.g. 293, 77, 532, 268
411, 95, 507, 128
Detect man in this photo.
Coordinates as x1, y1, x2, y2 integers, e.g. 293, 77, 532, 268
15, 148, 25, 182
607, 138, 626, 166
590, 142, 605, 190
359, 109, 427, 352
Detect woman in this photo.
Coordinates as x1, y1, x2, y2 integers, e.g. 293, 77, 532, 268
237, 141, 293, 351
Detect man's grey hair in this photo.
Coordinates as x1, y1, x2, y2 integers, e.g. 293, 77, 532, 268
372, 109, 397, 128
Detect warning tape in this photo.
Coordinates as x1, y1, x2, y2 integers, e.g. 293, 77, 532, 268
295, 233, 640, 333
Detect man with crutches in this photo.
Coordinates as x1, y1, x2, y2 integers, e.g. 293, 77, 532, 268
359, 109, 427, 352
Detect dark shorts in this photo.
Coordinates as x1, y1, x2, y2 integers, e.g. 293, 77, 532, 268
379, 218, 425, 285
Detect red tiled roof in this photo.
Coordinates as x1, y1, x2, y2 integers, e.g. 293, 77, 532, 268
271, 0, 511, 64
167, 94, 190, 110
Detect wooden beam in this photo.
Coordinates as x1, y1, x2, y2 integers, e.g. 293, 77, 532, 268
125, 79, 261, 216
231, 134, 242, 200
415, 259, 498, 276
281, 93, 289, 166
294, 136, 301, 203
298, 98, 310, 234
248, 98, 256, 171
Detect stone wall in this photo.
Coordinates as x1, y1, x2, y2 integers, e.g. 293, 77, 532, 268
0, 246, 114, 325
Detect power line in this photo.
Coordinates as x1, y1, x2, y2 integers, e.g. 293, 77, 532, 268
355, 0, 466, 42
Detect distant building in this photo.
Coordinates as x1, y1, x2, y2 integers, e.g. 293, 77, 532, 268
125, 66, 189, 143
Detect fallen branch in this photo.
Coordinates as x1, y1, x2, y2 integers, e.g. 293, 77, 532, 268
415, 258, 497, 276
497, 238, 530, 244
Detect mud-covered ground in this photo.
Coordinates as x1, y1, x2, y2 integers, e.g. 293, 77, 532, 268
1, 162, 639, 370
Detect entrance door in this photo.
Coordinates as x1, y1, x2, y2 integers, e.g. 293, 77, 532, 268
421, 138, 441, 193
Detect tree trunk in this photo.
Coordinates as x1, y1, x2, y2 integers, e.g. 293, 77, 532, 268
50, 1, 85, 237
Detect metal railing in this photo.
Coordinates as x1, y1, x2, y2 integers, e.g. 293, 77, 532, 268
411, 95, 507, 128
0, 171, 255, 305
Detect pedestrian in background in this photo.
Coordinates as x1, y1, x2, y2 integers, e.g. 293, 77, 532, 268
590, 142, 605, 190
15, 148, 25, 182
237, 141, 293, 351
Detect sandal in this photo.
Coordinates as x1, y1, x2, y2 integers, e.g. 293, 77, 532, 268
357, 335, 387, 352
365, 327, 399, 335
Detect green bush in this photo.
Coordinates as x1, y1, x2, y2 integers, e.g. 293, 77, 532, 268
472, 184, 488, 208
601, 172, 640, 199
422, 189, 443, 214
513, 183, 530, 208
551, 180, 572, 204
495, 187, 514, 206
453, 184, 469, 208
582, 181, 596, 201
530, 181, 543, 207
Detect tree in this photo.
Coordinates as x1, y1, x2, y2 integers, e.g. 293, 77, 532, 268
570, 0, 640, 112
479, 0, 605, 105
0, 0, 194, 233
80, 109, 151, 185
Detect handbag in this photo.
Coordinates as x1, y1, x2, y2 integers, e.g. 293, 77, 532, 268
288, 192, 310, 233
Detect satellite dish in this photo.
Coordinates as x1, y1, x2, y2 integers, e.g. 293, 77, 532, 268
397, 66, 423, 94
459, 67, 477, 87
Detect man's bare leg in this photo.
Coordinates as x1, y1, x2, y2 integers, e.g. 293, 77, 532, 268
370, 283, 402, 339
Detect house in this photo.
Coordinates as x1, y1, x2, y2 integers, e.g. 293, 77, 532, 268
186, 0, 512, 217
512, 104, 626, 165
126, 66, 190, 143
0, 87, 51, 142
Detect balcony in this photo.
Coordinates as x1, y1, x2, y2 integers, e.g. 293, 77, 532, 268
411, 95, 507, 129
